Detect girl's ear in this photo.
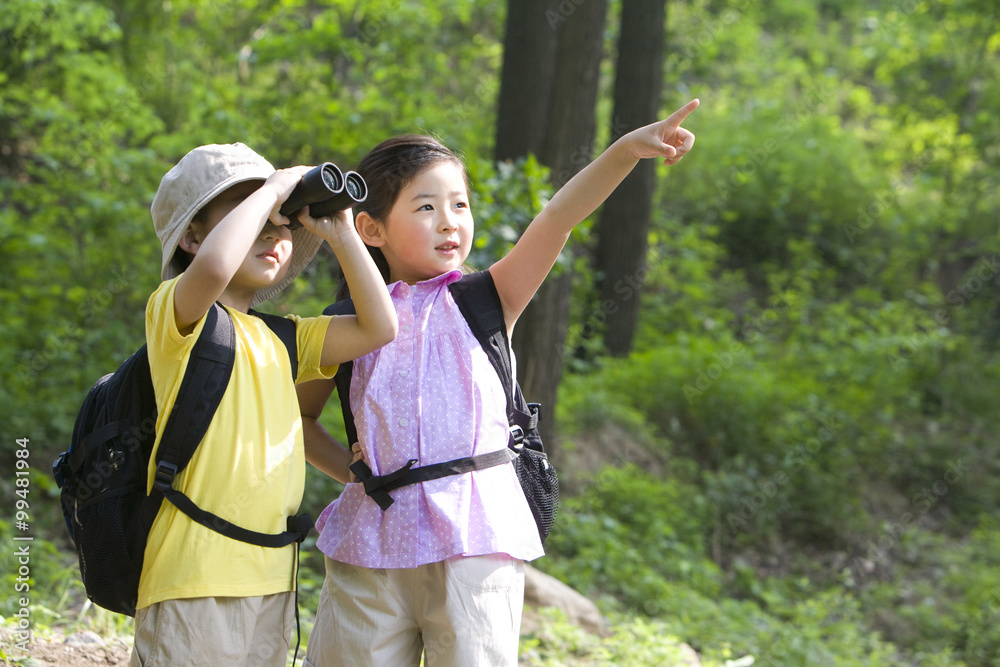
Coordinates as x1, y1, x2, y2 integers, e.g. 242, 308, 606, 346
355, 211, 386, 247
177, 223, 203, 255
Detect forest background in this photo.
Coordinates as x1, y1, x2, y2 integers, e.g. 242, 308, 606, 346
2, 0, 1000, 665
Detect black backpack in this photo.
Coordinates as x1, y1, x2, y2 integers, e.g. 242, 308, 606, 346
52, 303, 313, 617
325, 270, 559, 541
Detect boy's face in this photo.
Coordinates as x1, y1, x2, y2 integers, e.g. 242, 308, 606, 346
195, 180, 294, 293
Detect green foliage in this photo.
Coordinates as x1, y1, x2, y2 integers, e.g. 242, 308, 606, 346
846, 521, 1000, 666
521, 609, 724, 667
1, 0, 166, 451
466, 154, 555, 270
541, 466, 718, 602
536, 465, 916, 666
4, 0, 1000, 665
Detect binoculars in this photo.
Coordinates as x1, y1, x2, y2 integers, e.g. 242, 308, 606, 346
279, 162, 367, 228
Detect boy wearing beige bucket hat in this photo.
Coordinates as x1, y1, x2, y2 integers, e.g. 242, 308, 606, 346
132, 143, 396, 666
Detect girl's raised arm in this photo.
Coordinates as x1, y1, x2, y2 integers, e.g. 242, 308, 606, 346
489, 99, 699, 331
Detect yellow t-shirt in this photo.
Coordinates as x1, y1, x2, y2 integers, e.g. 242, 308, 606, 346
138, 277, 336, 609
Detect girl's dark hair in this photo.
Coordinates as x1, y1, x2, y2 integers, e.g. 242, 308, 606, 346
338, 134, 466, 296
355, 134, 466, 224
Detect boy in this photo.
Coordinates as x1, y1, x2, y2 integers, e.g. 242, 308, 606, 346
133, 143, 396, 665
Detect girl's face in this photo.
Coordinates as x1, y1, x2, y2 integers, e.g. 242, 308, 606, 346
373, 161, 472, 284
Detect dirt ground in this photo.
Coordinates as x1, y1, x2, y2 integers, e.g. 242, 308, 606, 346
2, 628, 131, 666
3, 610, 551, 666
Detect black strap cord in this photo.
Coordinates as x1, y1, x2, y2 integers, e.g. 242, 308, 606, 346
291, 542, 302, 666
153, 472, 311, 548
350, 447, 519, 511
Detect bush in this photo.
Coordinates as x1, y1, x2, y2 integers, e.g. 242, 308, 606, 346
537, 465, 919, 665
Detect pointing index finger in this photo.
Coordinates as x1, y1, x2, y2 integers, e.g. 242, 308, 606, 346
667, 98, 700, 126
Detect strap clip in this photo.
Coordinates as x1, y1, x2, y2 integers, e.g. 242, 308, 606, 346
509, 425, 526, 451
153, 462, 178, 491
350, 459, 419, 511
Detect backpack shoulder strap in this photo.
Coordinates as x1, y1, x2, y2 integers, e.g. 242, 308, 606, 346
154, 303, 235, 483
448, 270, 513, 399
449, 271, 540, 444
249, 309, 298, 381
323, 298, 358, 445
154, 304, 309, 548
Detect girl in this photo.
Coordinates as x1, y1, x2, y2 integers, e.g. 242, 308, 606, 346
299, 99, 699, 667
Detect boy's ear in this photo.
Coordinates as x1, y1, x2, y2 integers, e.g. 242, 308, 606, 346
355, 211, 386, 247
177, 223, 203, 255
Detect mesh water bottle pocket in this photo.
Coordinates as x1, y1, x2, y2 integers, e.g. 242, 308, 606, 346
514, 448, 559, 541
73, 485, 149, 616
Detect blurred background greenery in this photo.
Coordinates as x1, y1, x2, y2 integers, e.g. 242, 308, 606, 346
3, 0, 999, 664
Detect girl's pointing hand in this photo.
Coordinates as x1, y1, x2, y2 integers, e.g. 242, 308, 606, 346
627, 98, 699, 165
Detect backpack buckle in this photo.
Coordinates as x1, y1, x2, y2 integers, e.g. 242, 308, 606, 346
527, 403, 542, 424
52, 452, 68, 488
153, 462, 178, 491
509, 425, 525, 451
287, 513, 313, 543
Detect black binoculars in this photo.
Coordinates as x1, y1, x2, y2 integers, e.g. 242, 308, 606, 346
279, 162, 368, 228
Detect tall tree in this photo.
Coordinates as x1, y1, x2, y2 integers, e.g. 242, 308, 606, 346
494, 0, 559, 162
592, 0, 666, 356
494, 0, 609, 448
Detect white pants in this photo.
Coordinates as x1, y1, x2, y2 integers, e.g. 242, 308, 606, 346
131, 592, 294, 666
305, 554, 524, 667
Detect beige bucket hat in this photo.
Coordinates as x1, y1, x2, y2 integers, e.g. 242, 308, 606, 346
151, 142, 324, 306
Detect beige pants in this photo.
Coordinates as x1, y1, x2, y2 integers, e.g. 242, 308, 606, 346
304, 554, 524, 667
130, 593, 295, 666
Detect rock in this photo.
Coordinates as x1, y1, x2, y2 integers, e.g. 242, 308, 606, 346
673, 642, 702, 666
523, 564, 609, 636
65, 630, 104, 646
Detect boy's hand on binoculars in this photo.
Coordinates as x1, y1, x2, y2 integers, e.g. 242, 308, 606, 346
627, 99, 699, 165
266, 166, 314, 227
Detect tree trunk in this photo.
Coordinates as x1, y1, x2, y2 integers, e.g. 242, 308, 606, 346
494, 0, 559, 162
593, 0, 666, 356
496, 0, 609, 449
539, 0, 609, 190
